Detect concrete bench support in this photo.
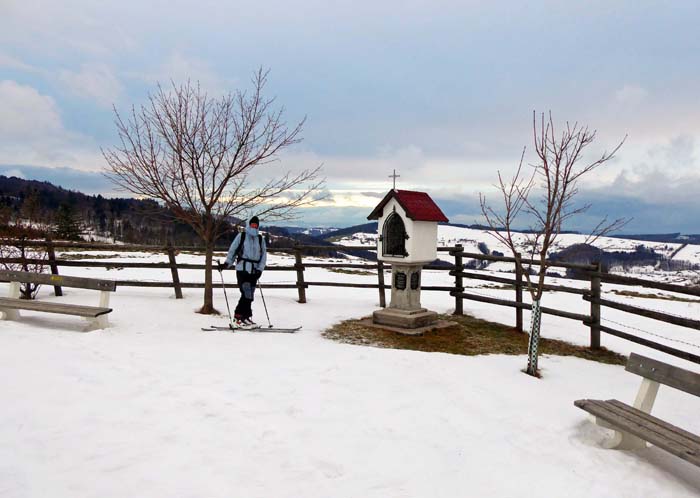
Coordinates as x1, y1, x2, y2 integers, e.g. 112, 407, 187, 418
597, 377, 660, 450
2, 282, 21, 320
0, 270, 116, 332
575, 353, 700, 467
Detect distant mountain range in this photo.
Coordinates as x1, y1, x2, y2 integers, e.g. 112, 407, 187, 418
608, 233, 700, 244
2, 174, 699, 249
0, 175, 369, 258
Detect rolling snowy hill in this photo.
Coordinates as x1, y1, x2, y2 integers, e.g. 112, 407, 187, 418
333, 225, 700, 285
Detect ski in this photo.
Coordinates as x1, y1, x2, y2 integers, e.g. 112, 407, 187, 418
201, 324, 260, 332
201, 325, 301, 333
201, 325, 235, 331
249, 326, 301, 333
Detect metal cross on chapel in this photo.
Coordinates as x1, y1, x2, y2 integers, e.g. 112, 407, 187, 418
389, 169, 400, 190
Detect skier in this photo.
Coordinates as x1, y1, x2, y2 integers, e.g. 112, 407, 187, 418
218, 216, 267, 329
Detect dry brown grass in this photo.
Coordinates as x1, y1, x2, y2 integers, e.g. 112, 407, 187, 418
57, 252, 131, 259
328, 268, 375, 276
611, 289, 700, 303
323, 313, 626, 365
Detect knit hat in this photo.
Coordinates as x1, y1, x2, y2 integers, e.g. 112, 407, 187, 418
249, 216, 260, 226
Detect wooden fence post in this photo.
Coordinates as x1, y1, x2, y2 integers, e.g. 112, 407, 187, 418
453, 244, 464, 315
590, 261, 602, 349
294, 245, 307, 303
377, 260, 386, 308
166, 243, 183, 299
515, 252, 523, 333
45, 236, 62, 296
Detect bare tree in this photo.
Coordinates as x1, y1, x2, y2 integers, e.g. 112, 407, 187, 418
0, 210, 49, 299
103, 69, 324, 314
480, 112, 627, 376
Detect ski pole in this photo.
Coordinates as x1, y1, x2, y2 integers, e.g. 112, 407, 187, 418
257, 274, 273, 328
216, 260, 234, 329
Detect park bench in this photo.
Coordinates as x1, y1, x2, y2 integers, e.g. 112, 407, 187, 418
575, 352, 700, 467
0, 270, 116, 331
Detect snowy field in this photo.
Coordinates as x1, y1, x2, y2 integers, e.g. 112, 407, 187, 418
337, 225, 700, 285
1, 249, 700, 497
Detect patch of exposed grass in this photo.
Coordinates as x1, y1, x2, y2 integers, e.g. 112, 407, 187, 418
57, 252, 133, 260
328, 268, 375, 276
611, 289, 700, 303
322, 313, 625, 365
477, 284, 516, 291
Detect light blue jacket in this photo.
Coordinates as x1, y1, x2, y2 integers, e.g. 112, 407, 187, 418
224, 223, 267, 273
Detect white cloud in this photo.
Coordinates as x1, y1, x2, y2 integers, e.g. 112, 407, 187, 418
58, 63, 124, 107
0, 52, 38, 73
0, 80, 102, 170
1, 0, 137, 57
0, 168, 26, 179
614, 84, 649, 106
591, 135, 700, 204
0, 80, 65, 139
272, 146, 510, 201
134, 52, 232, 96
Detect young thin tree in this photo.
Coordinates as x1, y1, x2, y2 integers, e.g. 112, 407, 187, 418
480, 112, 627, 376
0, 212, 48, 299
103, 69, 323, 314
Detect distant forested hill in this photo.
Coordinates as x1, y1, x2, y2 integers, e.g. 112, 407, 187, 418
0, 175, 208, 245
0, 175, 345, 253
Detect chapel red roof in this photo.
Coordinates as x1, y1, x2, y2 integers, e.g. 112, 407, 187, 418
367, 190, 449, 222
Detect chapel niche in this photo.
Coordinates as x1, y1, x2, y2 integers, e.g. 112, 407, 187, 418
382, 212, 407, 257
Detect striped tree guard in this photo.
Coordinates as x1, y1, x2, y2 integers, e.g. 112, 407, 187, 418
527, 299, 542, 376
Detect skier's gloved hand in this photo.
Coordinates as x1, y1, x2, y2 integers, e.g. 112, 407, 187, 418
216, 261, 227, 272
252, 268, 262, 280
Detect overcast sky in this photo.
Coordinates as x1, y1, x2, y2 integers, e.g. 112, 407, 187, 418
1, 0, 699, 232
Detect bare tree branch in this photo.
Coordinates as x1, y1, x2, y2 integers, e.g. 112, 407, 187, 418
480, 111, 628, 301
102, 69, 324, 313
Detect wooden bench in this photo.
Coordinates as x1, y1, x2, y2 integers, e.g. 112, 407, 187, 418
575, 353, 700, 467
0, 270, 116, 331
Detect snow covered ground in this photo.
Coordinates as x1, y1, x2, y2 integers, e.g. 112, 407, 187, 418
1, 250, 700, 497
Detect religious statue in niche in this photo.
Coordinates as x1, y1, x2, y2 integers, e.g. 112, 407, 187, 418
382, 211, 408, 257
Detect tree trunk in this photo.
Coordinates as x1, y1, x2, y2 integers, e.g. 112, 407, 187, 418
526, 299, 542, 376
199, 239, 217, 314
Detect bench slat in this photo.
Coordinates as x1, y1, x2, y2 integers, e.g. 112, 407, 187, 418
575, 399, 700, 466
0, 271, 116, 292
626, 353, 700, 398
0, 298, 112, 318
592, 399, 700, 453
607, 399, 700, 447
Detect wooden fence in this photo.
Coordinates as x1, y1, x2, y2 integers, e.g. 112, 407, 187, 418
1, 238, 699, 364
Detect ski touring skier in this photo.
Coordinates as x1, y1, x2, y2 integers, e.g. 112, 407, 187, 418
218, 216, 267, 329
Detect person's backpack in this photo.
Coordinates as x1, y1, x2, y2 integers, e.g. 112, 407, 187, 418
235, 232, 264, 264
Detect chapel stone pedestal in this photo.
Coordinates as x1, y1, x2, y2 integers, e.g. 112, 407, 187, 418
372, 262, 438, 334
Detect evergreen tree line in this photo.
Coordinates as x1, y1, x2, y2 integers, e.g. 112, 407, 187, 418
0, 175, 216, 245
549, 243, 700, 279
0, 176, 347, 256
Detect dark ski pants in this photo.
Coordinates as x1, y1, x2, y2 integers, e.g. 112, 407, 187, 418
234, 270, 259, 320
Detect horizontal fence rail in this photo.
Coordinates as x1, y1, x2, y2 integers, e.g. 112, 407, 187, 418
599, 273, 700, 298
589, 323, 700, 365
1, 238, 699, 364
584, 296, 700, 331
456, 251, 598, 271
451, 291, 591, 322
